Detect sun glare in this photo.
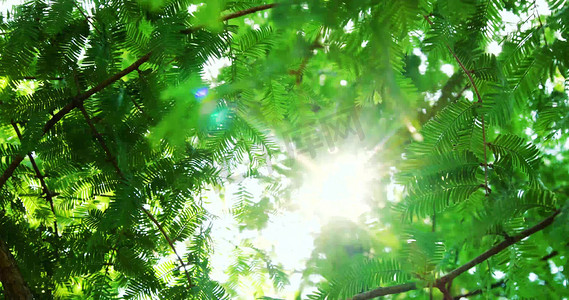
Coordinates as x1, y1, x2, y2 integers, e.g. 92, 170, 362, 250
297, 152, 373, 222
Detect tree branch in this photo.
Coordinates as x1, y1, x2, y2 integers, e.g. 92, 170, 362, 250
78, 104, 125, 178
141, 207, 193, 287
0, 155, 24, 192
78, 104, 193, 288
424, 14, 490, 196
11, 122, 59, 236
351, 210, 561, 300
436, 281, 453, 300
442, 210, 560, 281
423, 16, 482, 104
351, 282, 417, 299
180, 3, 278, 34
0, 52, 151, 192
449, 230, 562, 300
73, 0, 101, 34
289, 33, 323, 86
43, 52, 152, 134
453, 280, 505, 300
0, 238, 33, 300
541, 250, 559, 261
221, 3, 278, 21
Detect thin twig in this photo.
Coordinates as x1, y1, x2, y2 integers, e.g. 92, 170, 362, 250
533, 0, 548, 48
424, 14, 490, 195
351, 210, 561, 300
131, 70, 154, 120
444, 45, 483, 104
79, 105, 193, 288
11, 122, 58, 236
452, 280, 505, 299
73, 0, 101, 34
180, 3, 278, 34
457, 84, 470, 99
130, 97, 147, 116
289, 32, 323, 86
77, 105, 125, 178
141, 207, 194, 287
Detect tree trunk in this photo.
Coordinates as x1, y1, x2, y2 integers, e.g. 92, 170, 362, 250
0, 238, 33, 299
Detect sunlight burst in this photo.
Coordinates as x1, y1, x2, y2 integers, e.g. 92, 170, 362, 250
297, 152, 373, 222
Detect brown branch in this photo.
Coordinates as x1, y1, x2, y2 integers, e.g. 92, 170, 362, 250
289, 34, 323, 86
11, 122, 59, 236
44, 52, 152, 134
351, 210, 561, 300
453, 280, 505, 299
2, 6, 268, 281
424, 14, 490, 196
79, 105, 193, 288
533, 1, 548, 48
78, 105, 125, 178
73, 0, 101, 35
180, 3, 278, 34
423, 16, 481, 104
436, 281, 453, 300
221, 3, 278, 21
130, 97, 149, 118
444, 45, 482, 104
480, 114, 489, 195
541, 250, 559, 261
0, 155, 24, 192
443, 210, 560, 281
448, 240, 566, 298
80, 53, 152, 103
141, 207, 193, 288
447, 41, 490, 197
351, 282, 417, 299
0, 238, 33, 300
0, 52, 151, 192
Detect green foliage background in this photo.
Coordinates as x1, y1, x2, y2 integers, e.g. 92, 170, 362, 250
0, 0, 568, 299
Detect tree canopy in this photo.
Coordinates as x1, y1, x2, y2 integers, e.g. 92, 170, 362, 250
0, 0, 569, 299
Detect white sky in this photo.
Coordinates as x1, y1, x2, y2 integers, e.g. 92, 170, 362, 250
0, 0, 23, 13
